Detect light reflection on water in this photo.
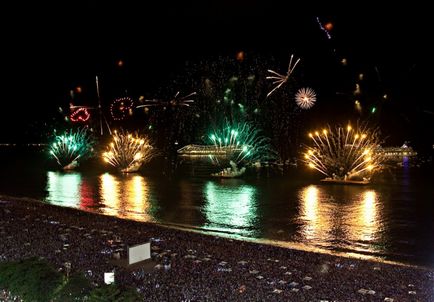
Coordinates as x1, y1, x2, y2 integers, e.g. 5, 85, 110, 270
299, 185, 323, 240
298, 185, 382, 254
41, 169, 434, 266
202, 180, 258, 236
47, 172, 157, 222
46, 171, 82, 208
99, 173, 156, 222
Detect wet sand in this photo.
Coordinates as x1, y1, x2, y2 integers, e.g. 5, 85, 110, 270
1, 196, 433, 301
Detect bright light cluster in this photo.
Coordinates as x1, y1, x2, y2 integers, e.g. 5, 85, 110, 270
295, 87, 316, 109
49, 127, 95, 169
303, 123, 384, 181
102, 130, 155, 173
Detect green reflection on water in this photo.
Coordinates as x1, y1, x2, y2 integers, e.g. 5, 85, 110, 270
203, 180, 257, 236
46, 171, 82, 208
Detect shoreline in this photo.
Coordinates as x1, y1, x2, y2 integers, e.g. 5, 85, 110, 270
1, 195, 434, 300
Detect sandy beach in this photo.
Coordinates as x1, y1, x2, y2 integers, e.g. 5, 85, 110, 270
1, 196, 433, 301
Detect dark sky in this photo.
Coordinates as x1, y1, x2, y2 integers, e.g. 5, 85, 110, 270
1, 1, 432, 149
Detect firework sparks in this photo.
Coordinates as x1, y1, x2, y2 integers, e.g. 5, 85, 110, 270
110, 97, 134, 120
295, 87, 316, 109
303, 123, 384, 181
69, 103, 94, 122
49, 127, 95, 169
136, 91, 196, 109
316, 17, 332, 40
266, 54, 300, 98
206, 122, 276, 168
102, 130, 155, 173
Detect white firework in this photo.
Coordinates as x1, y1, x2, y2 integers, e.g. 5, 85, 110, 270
295, 87, 316, 109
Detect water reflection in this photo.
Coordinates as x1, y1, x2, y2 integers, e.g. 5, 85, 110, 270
360, 191, 379, 241
46, 171, 82, 208
99, 173, 120, 216
298, 185, 382, 255
99, 173, 156, 221
299, 185, 331, 242
203, 180, 258, 236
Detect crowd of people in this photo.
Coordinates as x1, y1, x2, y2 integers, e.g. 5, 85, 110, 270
1, 197, 433, 301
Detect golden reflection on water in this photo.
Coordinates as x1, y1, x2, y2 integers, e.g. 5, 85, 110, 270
299, 185, 382, 251
349, 190, 379, 242
99, 173, 154, 222
100, 173, 120, 216
299, 185, 330, 241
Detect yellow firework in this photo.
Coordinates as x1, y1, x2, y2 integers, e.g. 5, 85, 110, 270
102, 130, 155, 173
303, 123, 384, 181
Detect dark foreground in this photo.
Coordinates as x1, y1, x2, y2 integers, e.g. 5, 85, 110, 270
1, 197, 433, 301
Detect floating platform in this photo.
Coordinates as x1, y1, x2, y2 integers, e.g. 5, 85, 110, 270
320, 178, 370, 185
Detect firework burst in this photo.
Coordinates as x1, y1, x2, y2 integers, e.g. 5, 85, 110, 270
207, 122, 276, 169
102, 130, 155, 173
303, 123, 384, 181
295, 87, 316, 109
266, 54, 300, 98
49, 127, 95, 169
110, 97, 134, 120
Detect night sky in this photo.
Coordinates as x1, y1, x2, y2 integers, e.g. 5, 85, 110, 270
2, 2, 432, 151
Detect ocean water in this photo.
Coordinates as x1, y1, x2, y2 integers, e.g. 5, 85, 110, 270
1, 147, 433, 267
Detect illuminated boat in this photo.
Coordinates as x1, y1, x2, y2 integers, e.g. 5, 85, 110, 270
211, 161, 246, 178
211, 167, 246, 178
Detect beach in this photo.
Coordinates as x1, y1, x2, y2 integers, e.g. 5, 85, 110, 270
1, 196, 433, 301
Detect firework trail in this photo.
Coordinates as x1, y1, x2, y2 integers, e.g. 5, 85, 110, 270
266, 54, 300, 98
316, 17, 332, 40
136, 91, 196, 108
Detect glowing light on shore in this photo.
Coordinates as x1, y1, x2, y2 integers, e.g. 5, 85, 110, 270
303, 123, 384, 181
102, 130, 155, 173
